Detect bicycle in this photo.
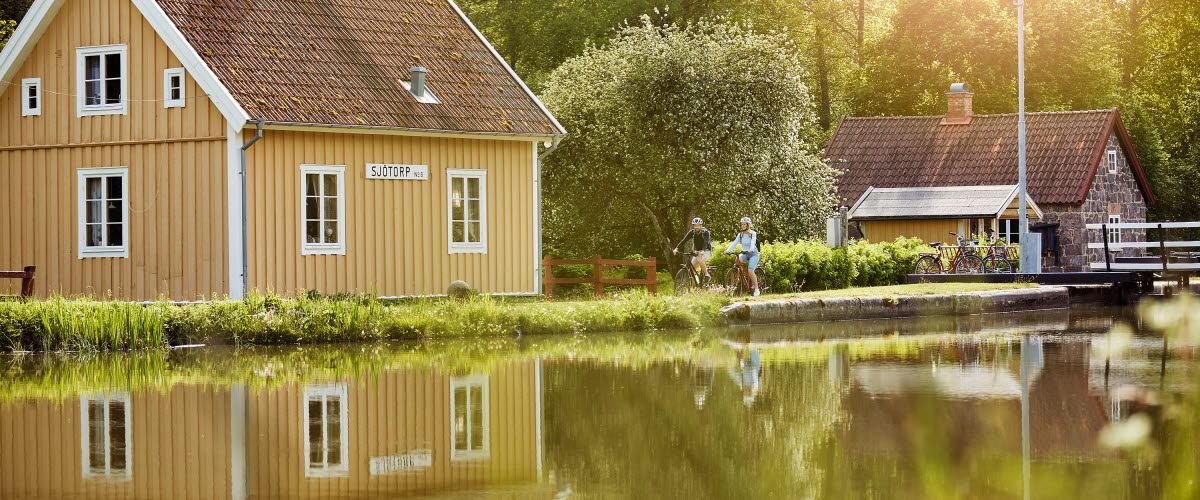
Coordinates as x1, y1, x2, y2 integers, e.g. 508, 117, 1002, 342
673, 251, 717, 293
979, 231, 1015, 273
725, 251, 769, 296
912, 232, 985, 274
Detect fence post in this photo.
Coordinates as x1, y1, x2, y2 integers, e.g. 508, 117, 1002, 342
592, 255, 603, 299
1102, 224, 1112, 272
647, 257, 657, 296
1158, 224, 1169, 275
542, 255, 553, 300
20, 266, 35, 298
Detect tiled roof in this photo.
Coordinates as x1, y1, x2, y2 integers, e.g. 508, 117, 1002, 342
157, 0, 562, 136
825, 109, 1154, 205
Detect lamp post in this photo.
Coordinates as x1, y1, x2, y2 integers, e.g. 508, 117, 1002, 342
1016, 0, 1042, 273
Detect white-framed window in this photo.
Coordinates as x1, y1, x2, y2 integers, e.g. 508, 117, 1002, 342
450, 375, 489, 461
300, 165, 346, 255
77, 167, 129, 259
1107, 214, 1121, 243
447, 169, 487, 254
998, 219, 1020, 244
303, 384, 349, 477
80, 392, 131, 480
76, 44, 128, 116
163, 67, 185, 108
1107, 148, 1119, 174
21, 78, 41, 116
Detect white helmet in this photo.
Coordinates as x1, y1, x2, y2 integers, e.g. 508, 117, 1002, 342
692, 217, 704, 225
740, 217, 753, 225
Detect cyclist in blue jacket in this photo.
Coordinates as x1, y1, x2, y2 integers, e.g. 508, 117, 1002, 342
724, 217, 760, 296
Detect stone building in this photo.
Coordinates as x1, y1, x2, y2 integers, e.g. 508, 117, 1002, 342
824, 84, 1154, 271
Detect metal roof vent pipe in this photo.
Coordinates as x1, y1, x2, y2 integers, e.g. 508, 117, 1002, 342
409, 67, 427, 97
941, 82, 973, 125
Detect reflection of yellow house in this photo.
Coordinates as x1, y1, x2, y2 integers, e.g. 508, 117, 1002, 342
0, 362, 545, 499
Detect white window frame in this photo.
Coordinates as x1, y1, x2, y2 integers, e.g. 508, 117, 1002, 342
21, 78, 41, 116
77, 167, 130, 259
299, 165, 347, 256
1107, 148, 1119, 174
998, 219, 1020, 244
163, 67, 185, 108
80, 392, 132, 481
75, 44, 128, 117
450, 375, 490, 461
447, 169, 487, 254
1107, 215, 1121, 243
303, 384, 349, 478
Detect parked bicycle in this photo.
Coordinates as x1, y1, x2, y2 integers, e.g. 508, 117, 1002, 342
726, 251, 770, 296
979, 230, 1015, 273
674, 251, 717, 293
913, 232, 985, 274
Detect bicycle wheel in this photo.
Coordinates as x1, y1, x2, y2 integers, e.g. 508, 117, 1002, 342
752, 267, 769, 293
725, 267, 746, 296
913, 255, 941, 274
674, 268, 695, 294
984, 255, 1013, 274
955, 254, 985, 274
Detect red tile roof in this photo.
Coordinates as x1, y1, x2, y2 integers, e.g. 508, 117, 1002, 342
157, 0, 562, 136
825, 108, 1154, 205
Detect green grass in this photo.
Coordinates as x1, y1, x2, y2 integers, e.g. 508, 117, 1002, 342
0, 290, 732, 353
740, 282, 1040, 302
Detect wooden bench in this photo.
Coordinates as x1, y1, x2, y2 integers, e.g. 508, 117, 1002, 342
1086, 222, 1200, 285
0, 266, 36, 298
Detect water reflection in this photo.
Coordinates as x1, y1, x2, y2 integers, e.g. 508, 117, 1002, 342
0, 306, 1195, 499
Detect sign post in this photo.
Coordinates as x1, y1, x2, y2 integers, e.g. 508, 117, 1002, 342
1016, 0, 1041, 273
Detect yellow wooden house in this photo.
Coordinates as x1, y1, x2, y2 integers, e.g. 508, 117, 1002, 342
0, 0, 565, 300
848, 185, 1043, 245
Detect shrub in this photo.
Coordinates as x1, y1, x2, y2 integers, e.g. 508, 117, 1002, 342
707, 237, 931, 291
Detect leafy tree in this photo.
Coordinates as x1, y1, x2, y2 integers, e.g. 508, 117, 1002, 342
0, 19, 15, 50
540, 18, 838, 261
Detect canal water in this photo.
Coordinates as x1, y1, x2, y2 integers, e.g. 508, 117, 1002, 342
0, 306, 1196, 499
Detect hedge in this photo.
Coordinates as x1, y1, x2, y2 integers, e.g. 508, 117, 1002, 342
706, 237, 931, 292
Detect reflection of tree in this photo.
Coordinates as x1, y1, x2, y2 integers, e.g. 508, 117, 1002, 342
544, 358, 843, 499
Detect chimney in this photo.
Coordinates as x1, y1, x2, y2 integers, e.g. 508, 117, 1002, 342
941, 83, 973, 125
409, 67, 427, 97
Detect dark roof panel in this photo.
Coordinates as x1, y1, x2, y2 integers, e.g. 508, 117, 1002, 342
157, 0, 561, 135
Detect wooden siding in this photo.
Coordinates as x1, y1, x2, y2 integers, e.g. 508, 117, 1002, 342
245, 129, 537, 296
0, 0, 229, 299
859, 219, 960, 245
246, 363, 540, 498
0, 386, 233, 500
0, 0, 226, 145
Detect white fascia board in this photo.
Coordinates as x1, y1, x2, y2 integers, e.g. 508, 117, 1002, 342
130, 0, 250, 126
0, 0, 67, 89
445, 0, 567, 136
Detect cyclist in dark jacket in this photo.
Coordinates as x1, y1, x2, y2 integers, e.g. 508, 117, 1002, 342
673, 217, 713, 284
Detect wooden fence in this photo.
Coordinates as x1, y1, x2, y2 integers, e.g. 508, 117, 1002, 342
541, 255, 657, 299
0, 266, 36, 298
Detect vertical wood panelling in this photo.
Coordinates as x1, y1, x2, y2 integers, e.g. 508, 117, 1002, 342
0, 0, 229, 300
0, 386, 233, 499
246, 130, 537, 296
860, 219, 961, 246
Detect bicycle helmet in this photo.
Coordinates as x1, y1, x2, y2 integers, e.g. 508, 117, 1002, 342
691, 217, 704, 225
739, 217, 753, 225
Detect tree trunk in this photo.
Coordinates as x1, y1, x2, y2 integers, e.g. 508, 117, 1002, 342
815, 24, 832, 131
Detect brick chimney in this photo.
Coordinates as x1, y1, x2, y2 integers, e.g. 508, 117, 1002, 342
941, 83, 973, 125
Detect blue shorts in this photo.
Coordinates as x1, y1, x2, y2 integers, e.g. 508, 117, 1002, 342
738, 252, 760, 271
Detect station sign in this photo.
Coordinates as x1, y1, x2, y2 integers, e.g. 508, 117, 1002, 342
366, 163, 428, 180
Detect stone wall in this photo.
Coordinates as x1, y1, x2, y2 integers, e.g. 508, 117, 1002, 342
1038, 133, 1148, 271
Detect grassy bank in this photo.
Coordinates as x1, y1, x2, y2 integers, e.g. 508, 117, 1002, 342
0, 291, 730, 352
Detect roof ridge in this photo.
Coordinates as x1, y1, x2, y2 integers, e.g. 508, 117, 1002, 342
841, 108, 1115, 121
